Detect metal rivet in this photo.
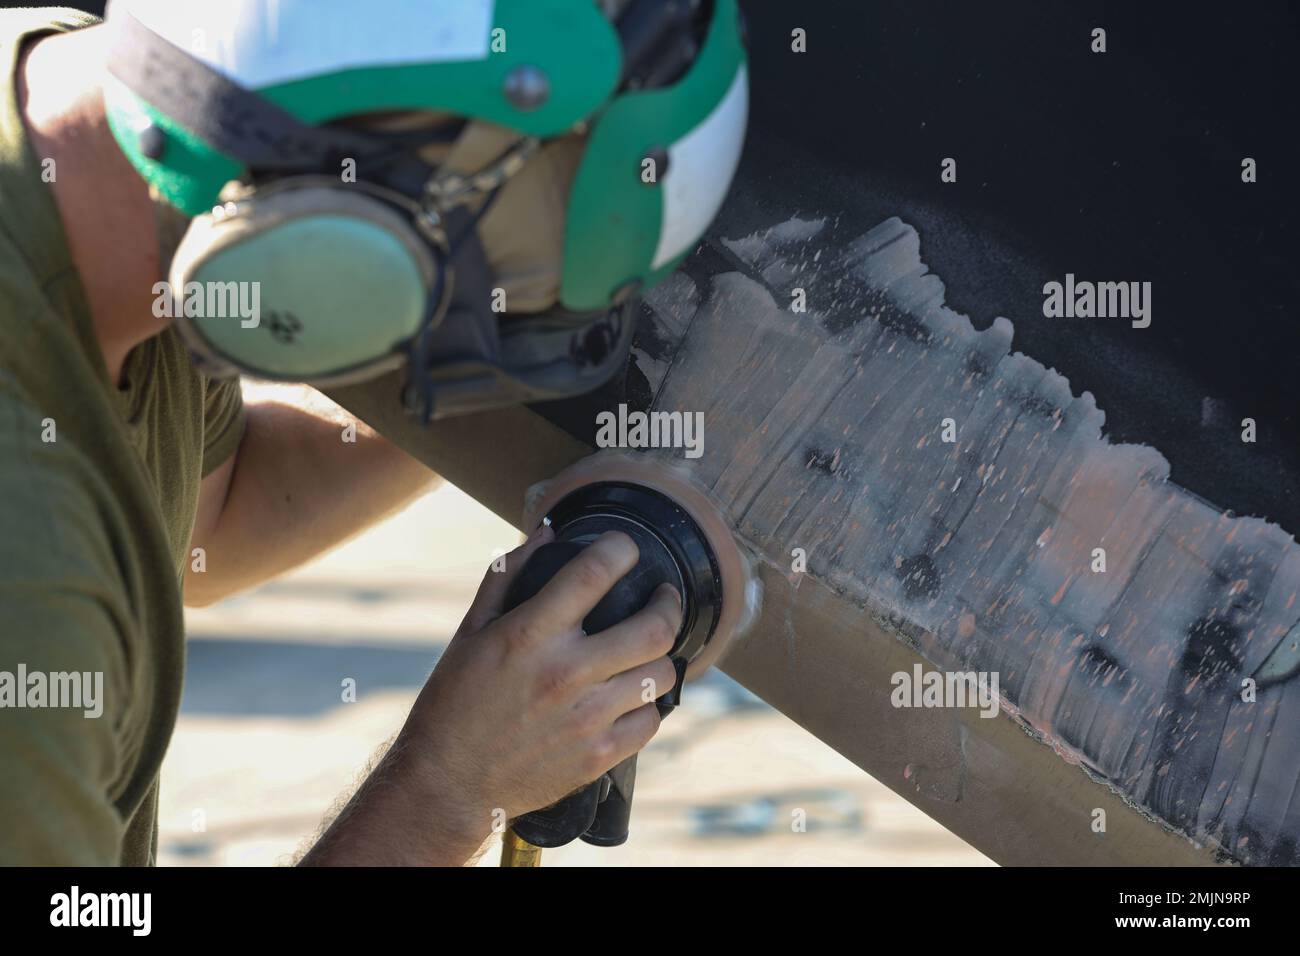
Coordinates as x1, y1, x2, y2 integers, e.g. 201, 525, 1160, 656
503, 65, 551, 112
138, 124, 167, 161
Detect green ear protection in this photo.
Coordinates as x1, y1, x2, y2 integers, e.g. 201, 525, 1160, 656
167, 178, 445, 386
104, 0, 749, 420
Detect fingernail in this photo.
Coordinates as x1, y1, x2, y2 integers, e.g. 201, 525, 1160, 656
597, 530, 638, 562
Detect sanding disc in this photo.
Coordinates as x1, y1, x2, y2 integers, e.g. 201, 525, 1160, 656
523, 451, 761, 679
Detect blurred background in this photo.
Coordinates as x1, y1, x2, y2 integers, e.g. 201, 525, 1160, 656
168, 423, 990, 866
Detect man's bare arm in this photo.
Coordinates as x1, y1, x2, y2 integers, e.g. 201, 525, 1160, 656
296, 734, 495, 867
185, 386, 438, 607
298, 529, 680, 866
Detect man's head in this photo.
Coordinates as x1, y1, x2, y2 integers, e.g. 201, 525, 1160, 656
102, 0, 749, 420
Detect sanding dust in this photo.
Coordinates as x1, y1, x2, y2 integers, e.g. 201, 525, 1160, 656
633, 214, 1300, 865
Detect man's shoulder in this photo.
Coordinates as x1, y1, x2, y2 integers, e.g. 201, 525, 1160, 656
0, 6, 101, 308
0, 372, 103, 503
0, 373, 134, 584
0, 233, 53, 335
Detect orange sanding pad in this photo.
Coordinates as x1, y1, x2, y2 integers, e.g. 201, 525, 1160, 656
522, 451, 761, 679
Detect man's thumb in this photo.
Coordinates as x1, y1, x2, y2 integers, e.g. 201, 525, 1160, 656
454, 523, 555, 637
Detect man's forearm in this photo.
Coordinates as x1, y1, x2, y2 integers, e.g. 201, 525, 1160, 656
186, 388, 438, 605
298, 735, 493, 867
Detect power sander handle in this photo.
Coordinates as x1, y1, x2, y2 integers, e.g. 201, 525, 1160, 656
500, 481, 725, 850
501, 533, 686, 849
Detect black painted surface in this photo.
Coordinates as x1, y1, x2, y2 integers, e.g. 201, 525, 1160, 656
549, 1, 1300, 533
721, 0, 1299, 531
20, 0, 1299, 530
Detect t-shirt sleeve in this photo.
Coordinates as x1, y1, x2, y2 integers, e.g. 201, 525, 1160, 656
201, 375, 246, 477
0, 414, 132, 864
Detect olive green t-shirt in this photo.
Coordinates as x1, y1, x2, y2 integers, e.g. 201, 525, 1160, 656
0, 9, 246, 865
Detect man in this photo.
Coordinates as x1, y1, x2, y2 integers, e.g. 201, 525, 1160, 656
0, 1, 748, 864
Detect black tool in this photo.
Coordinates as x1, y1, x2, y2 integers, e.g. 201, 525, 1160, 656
502, 481, 725, 848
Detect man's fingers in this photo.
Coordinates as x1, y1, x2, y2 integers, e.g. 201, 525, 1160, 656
580, 582, 682, 681
524, 531, 640, 636
456, 524, 554, 637
604, 702, 663, 769
593, 656, 678, 721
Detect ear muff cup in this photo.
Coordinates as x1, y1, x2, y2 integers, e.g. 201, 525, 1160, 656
168, 185, 444, 384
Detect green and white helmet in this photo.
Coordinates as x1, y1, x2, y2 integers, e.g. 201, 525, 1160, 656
103, 0, 749, 419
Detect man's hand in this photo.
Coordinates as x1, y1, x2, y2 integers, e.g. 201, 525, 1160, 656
409, 526, 681, 820
300, 526, 681, 866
